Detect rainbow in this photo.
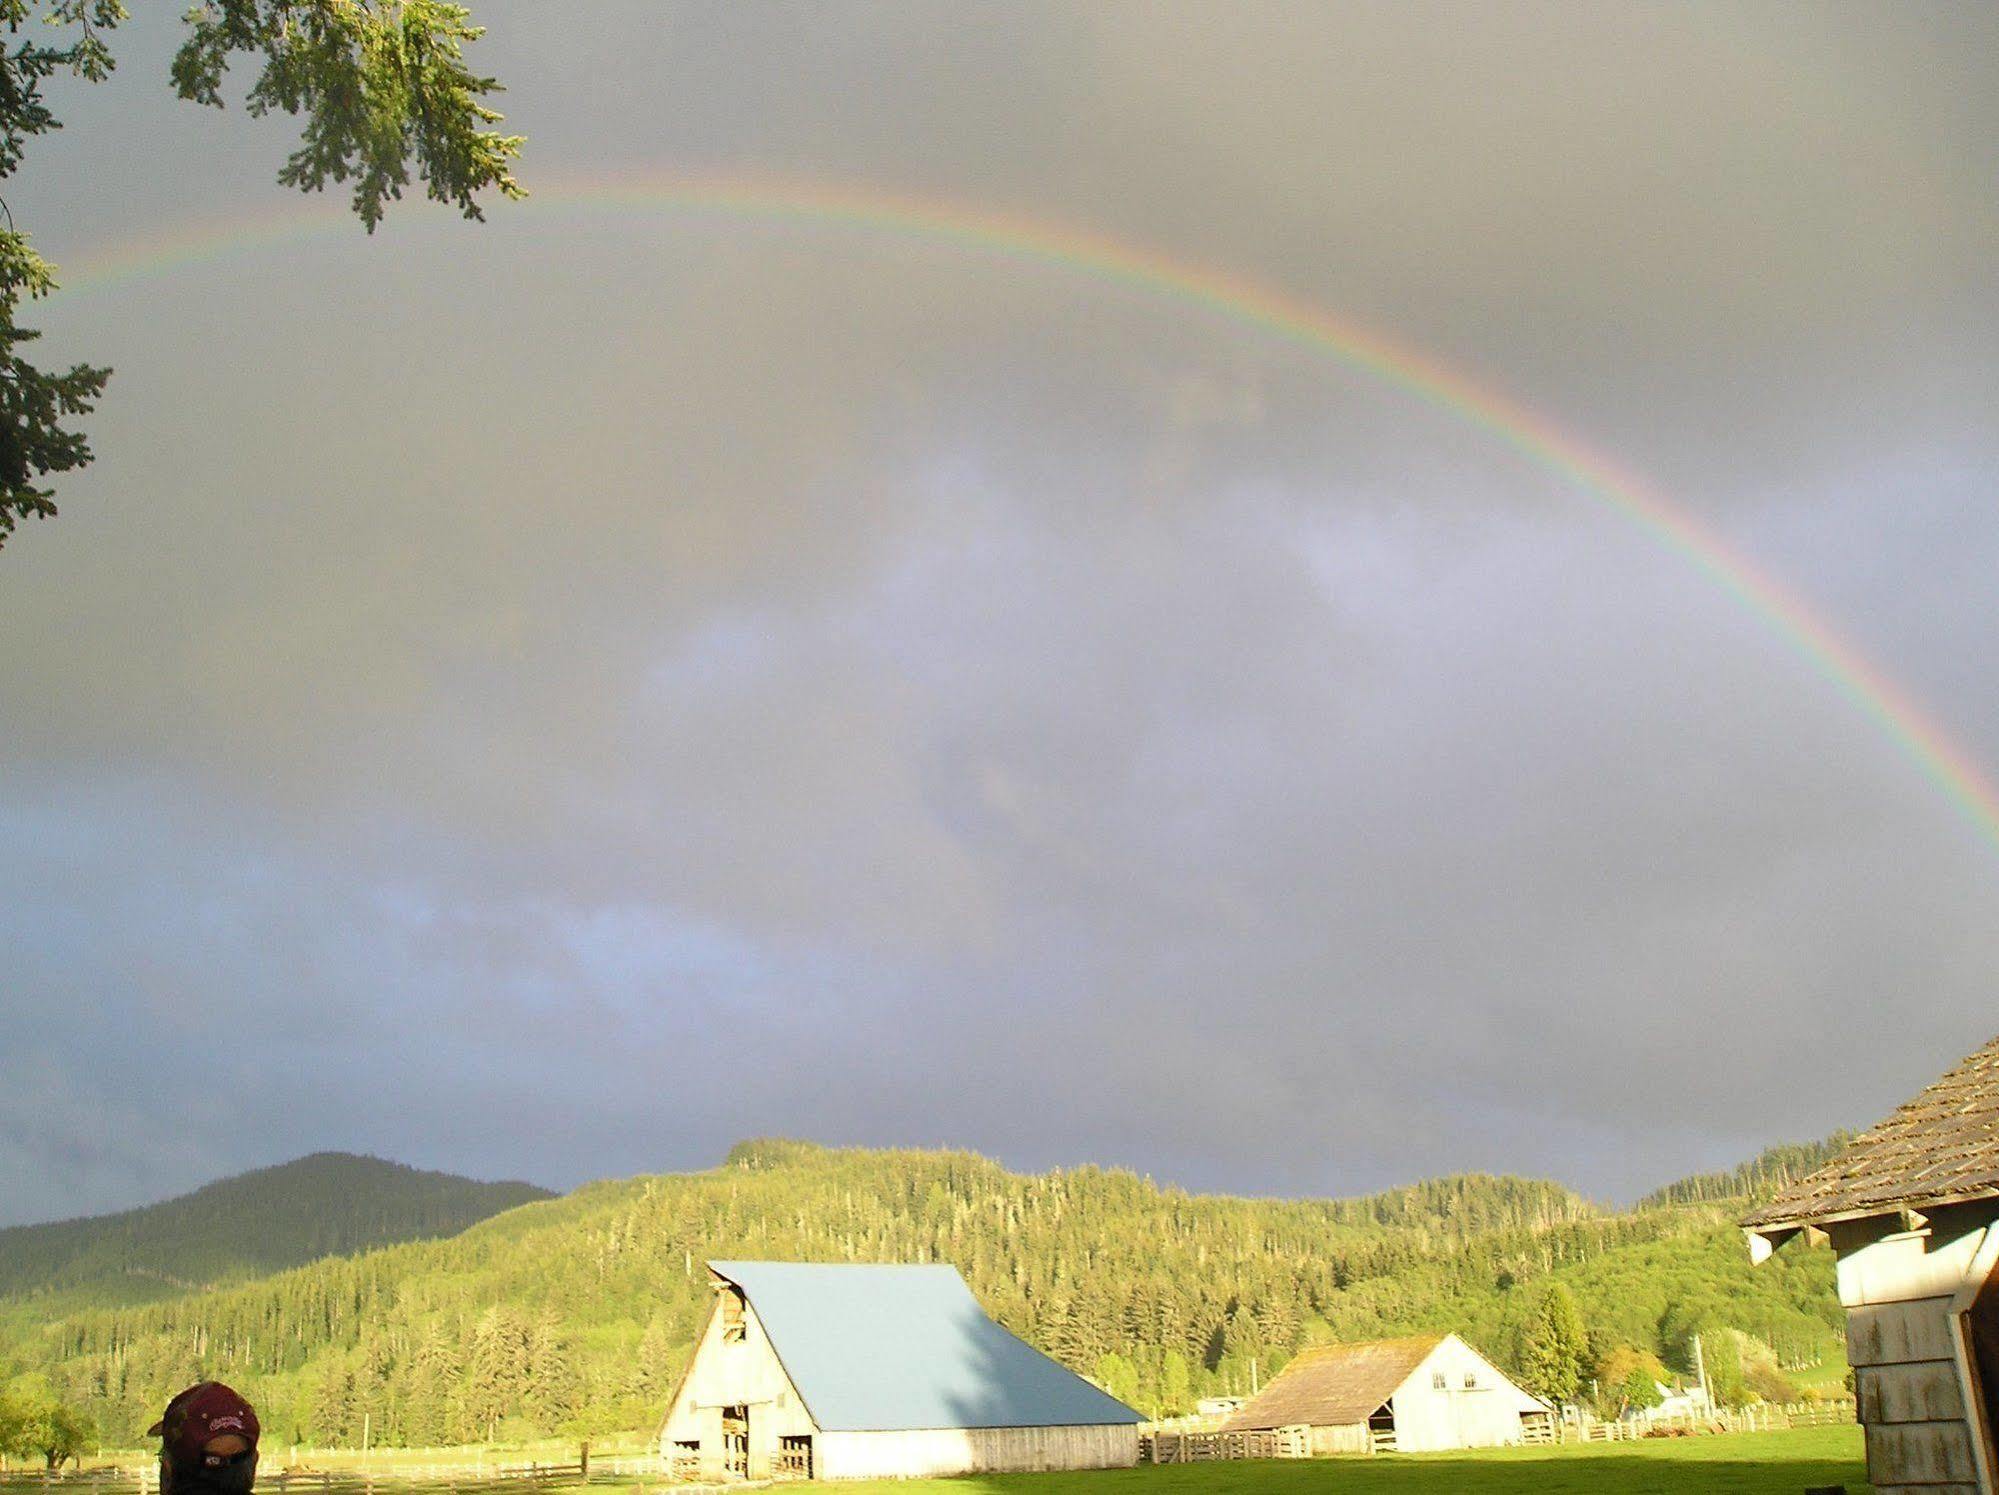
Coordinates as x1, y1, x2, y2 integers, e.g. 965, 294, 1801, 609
54, 170, 1999, 854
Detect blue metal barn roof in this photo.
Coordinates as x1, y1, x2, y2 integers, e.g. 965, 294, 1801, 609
708, 1260, 1143, 1433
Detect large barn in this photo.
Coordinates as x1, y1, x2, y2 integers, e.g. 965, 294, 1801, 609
656, 1261, 1143, 1480
1221, 1333, 1552, 1453
1745, 1034, 1999, 1495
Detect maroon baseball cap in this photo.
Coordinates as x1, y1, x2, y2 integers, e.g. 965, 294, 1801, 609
148, 1383, 260, 1462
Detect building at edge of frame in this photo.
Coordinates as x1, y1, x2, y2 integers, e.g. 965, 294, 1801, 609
1745, 1033, 1999, 1494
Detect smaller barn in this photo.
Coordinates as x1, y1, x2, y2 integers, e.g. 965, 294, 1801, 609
1744, 1033, 1999, 1495
1221, 1333, 1552, 1454
657, 1261, 1142, 1480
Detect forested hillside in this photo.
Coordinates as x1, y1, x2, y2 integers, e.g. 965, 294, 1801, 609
1635, 1136, 1853, 1211
0, 1139, 1844, 1447
0, 1154, 552, 1322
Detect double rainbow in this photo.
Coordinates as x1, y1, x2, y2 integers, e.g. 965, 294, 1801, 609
57, 170, 1999, 856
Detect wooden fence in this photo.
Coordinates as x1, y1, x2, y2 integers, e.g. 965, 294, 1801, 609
1141, 1429, 1303, 1463
0, 1471, 801, 1495
0, 1457, 654, 1495
1139, 1399, 1855, 1464
1557, 1400, 1855, 1444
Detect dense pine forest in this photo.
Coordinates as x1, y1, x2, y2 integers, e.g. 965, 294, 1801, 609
1634, 1136, 1854, 1211
0, 1139, 1849, 1448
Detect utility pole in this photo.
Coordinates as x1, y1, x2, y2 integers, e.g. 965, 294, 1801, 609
1692, 1334, 1710, 1410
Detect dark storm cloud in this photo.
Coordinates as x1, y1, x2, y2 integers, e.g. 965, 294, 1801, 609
1, 3, 1995, 1222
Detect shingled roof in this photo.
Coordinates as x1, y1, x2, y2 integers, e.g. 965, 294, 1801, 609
1221, 1336, 1444, 1430
1744, 1034, 1999, 1231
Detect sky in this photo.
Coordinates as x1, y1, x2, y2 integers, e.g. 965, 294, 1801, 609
3, 2, 1996, 1225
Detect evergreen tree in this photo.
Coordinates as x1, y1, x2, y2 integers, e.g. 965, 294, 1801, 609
465, 1306, 530, 1438
312, 1361, 362, 1446
524, 1312, 577, 1433
403, 1327, 463, 1446
1159, 1351, 1193, 1417
1518, 1282, 1589, 1406
1254, 1291, 1301, 1365
1091, 1352, 1140, 1409
633, 1318, 675, 1403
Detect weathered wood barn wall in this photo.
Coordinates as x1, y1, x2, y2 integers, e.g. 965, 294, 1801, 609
1746, 1035, 1999, 1495
812, 1424, 1139, 1479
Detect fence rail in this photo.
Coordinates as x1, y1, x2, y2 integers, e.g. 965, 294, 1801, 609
1141, 1429, 1304, 1463
1557, 1400, 1854, 1444
5, 1401, 1856, 1487
1137, 1399, 1855, 1464
0, 1456, 656, 1495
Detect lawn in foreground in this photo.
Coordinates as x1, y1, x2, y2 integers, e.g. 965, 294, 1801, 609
827, 1426, 1869, 1494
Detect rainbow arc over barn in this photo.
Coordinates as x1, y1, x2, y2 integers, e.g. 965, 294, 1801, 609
55, 170, 1999, 855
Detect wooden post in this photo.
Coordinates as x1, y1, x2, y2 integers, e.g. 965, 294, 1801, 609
577, 1443, 587, 1480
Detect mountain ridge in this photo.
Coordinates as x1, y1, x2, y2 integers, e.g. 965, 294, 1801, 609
0, 1151, 553, 1316
0, 1135, 1847, 1444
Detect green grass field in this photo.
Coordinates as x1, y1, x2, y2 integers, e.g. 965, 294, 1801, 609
831, 1427, 1869, 1494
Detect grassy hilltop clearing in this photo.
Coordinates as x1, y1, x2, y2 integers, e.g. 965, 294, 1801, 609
1, 1139, 1849, 1447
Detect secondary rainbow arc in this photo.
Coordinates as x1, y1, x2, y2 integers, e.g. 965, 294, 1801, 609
53, 169, 1999, 855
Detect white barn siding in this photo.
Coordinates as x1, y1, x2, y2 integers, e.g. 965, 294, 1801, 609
1828, 1203, 1999, 1495
658, 1294, 816, 1480
1388, 1338, 1549, 1452
814, 1423, 1138, 1479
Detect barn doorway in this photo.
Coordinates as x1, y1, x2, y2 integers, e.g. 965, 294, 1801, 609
1368, 1404, 1397, 1453
777, 1434, 813, 1478
721, 1406, 750, 1479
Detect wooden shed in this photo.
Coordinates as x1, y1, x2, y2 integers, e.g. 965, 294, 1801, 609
1220, 1333, 1552, 1453
1745, 1033, 1999, 1495
655, 1261, 1142, 1481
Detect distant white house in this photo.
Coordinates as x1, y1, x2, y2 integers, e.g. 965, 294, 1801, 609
1626, 1380, 1712, 1422
1222, 1333, 1552, 1454
656, 1261, 1142, 1481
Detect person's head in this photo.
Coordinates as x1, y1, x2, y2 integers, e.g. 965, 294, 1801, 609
149, 1383, 259, 1495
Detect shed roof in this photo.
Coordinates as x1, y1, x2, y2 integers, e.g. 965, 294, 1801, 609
707, 1261, 1142, 1433
1745, 1034, 1999, 1231
1221, 1336, 1445, 1430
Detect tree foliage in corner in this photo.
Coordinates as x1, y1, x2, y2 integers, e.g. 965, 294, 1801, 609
0, 0, 522, 550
